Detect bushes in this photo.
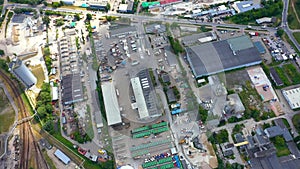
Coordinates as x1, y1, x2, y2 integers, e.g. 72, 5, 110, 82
282, 64, 300, 84
148, 69, 157, 86
43, 47, 52, 73
198, 105, 208, 123
10, 0, 43, 5
168, 36, 184, 55
228, 0, 283, 24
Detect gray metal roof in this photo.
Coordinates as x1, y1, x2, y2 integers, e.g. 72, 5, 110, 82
270, 67, 283, 86
181, 32, 215, 46
11, 59, 37, 88
145, 24, 166, 34
62, 73, 83, 105
12, 14, 26, 23
166, 88, 176, 103
109, 26, 136, 36
54, 149, 71, 165
186, 36, 262, 78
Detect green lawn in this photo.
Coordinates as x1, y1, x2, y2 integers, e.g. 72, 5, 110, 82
0, 109, 14, 133
42, 149, 57, 169
293, 32, 300, 44
30, 65, 45, 89
288, 0, 300, 29
292, 114, 300, 133
282, 63, 300, 84
0, 88, 15, 133
271, 136, 291, 157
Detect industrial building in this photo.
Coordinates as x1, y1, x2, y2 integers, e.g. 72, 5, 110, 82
89, 2, 108, 10
131, 77, 149, 119
52, 86, 58, 101
131, 70, 161, 119
59, 34, 84, 105
247, 66, 278, 102
232, 1, 261, 13
186, 35, 262, 78
61, 0, 75, 5
109, 25, 137, 38
9, 58, 37, 89
181, 32, 217, 46
61, 74, 83, 105
118, 1, 134, 13
101, 82, 122, 126
282, 87, 300, 109
54, 149, 71, 165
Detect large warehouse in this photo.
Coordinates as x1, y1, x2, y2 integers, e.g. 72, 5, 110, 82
282, 87, 300, 109
101, 82, 122, 126
186, 35, 262, 78
9, 58, 37, 89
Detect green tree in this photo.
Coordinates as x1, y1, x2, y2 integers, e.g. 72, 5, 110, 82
86, 13, 92, 21
106, 3, 111, 10
42, 16, 50, 27
198, 105, 208, 122
74, 13, 80, 21
37, 106, 47, 119
276, 29, 284, 37
275, 136, 285, 147
121, 0, 125, 4
43, 120, 54, 134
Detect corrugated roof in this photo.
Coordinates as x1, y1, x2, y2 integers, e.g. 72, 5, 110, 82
11, 59, 37, 88
54, 149, 70, 165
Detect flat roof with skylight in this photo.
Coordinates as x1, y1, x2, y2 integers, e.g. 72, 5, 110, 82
131, 77, 149, 119
282, 87, 300, 109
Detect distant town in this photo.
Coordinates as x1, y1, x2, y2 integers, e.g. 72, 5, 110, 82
0, 0, 300, 169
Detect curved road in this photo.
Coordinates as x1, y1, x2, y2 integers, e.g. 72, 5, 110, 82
282, 0, 300, 52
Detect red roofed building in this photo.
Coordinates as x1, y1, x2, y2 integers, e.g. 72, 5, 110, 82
160, 0, 182, 6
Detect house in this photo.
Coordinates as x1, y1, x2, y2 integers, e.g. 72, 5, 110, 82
264, 126, 293, 142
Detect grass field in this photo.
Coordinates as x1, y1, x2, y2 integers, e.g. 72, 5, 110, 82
30, 64, 45, 89
288, 0, 300, 29
42, 149, 57, 169
0, 88, 15, 133
293, 32, 300, 44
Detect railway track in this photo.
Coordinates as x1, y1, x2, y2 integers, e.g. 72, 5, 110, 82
0, 70, 48, 169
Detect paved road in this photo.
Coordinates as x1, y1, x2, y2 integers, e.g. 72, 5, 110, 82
282, 0, 300, 52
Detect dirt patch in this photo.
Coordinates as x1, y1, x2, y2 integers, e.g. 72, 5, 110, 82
224, 69, 251, 89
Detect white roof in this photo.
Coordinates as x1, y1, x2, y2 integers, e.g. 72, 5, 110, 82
282, 87, 300, 109
52, 86, 58, 101
256, 17, 272, 24
198, 37, 213, 43
119, 4, 128, 11
101, 82, 122, 125
54, 149, 71, 165
131, 77, 149, 119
